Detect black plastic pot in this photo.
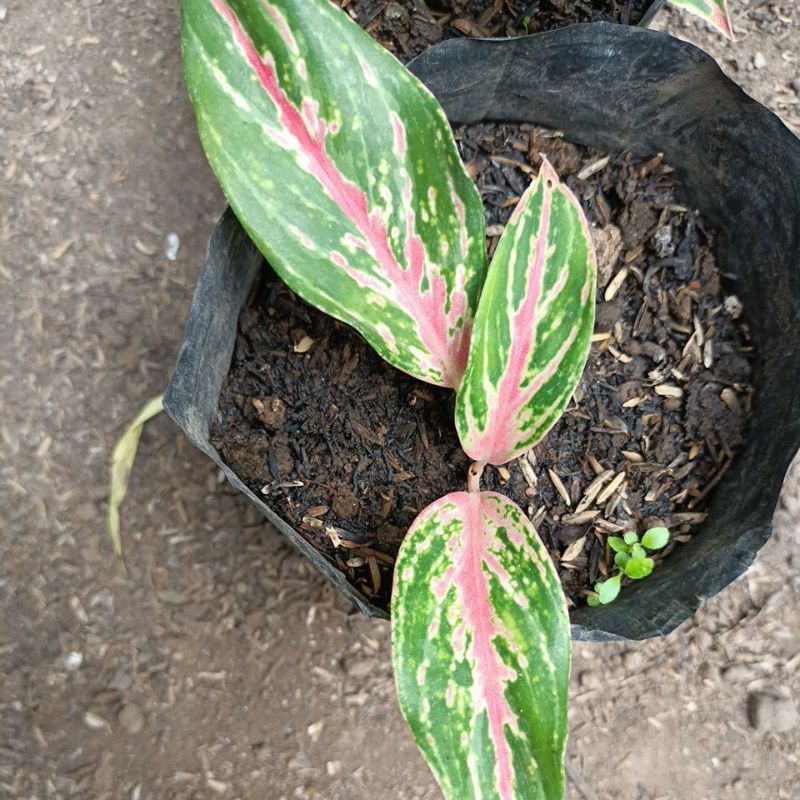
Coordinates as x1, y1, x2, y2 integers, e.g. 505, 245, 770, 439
165, 24, 800, 641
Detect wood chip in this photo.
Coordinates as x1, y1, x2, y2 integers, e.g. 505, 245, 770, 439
577, 155, 610, 181
561, 509, 601, 525
451, 17, 484, 36
693, 314, 705, 346
622, 396, 645, 408
305, 505, 329, 518
490, 154, 531, 173
50, 238, 75, 261
645, 481, 669, 503
326, 527, 343, 548
517, 455, 538, 490
654, 384, 684, 398
604, 267, 628, 301
596, 471, 626, 505
367, 556, 381, 594
561, 535, 587, 562
261, 479, 304, 494
600, 415, 628, 435
607, 345, 632, 364
594, 518, 626, 533
133, 238, 157, 256
668, 321, 692, 335
294, 335, 315, 353
683, 331, 702, 363
624, 243, 645, 263
703, 338, 714, 368
548, 468, 572, 507
355, 547, 395, 566
720, 387, 740, 413
575, 469, 614, 512
587, 455, 604, 475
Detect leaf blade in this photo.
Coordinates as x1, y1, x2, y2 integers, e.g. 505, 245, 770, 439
614, 551, 630, 568
181, 0, 487, 387
455, 157, 597, 465
641, 526, 670, 550
607, 536, 628, 553
596, 573, 622, 604
623, 557, 654, 580
392, 491, 570, 800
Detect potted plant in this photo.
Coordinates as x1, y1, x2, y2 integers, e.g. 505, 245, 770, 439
177, 4, 598, 794
142, 0, 800, 797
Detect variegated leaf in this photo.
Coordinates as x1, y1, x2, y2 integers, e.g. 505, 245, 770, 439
455, 158, 597, 466
392, 491, 570, 800
669, 0, 734, 39
181, 0, 487, 387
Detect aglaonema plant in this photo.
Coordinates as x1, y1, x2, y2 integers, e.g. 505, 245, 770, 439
182, 1, 599, 797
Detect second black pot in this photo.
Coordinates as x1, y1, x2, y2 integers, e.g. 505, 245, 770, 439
165, 24, 800, 641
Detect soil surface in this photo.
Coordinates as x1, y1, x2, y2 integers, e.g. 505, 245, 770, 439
2, 1, 799, 799
211, 124, 753, 610
334, 0, 657, 58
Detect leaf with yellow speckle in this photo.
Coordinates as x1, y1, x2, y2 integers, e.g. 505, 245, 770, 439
392, 491, 570, 800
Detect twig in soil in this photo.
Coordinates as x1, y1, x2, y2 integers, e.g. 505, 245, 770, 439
260, 480, 304, 494
688, 457, 733, 510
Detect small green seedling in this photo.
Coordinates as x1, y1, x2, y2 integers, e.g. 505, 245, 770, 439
587, 527, 670, 606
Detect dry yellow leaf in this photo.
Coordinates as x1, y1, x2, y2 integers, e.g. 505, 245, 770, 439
107, 394, 164, 563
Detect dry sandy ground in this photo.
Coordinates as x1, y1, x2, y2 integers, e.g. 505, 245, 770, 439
1, 1, 799, 798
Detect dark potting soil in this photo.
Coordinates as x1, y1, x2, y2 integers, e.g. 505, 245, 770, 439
332, 0, 655, 59
210, 123, 754, 611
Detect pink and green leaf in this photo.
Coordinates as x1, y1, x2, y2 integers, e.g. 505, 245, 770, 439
669, 0, 734, 39
181, 0, 487, 388
455, 158, 597, 466
392, 491, 570, 800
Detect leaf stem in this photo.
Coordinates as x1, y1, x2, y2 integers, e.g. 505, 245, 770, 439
467, 461, 486, 493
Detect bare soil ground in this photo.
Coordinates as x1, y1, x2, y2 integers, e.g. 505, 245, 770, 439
1, 2, 798, 799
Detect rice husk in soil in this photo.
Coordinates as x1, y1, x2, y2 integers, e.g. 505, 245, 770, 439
333, 0, 656, 59
210, 122, 754, 611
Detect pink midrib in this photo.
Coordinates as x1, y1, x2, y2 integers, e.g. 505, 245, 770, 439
210, 0, 463, 386
455, 493, 516, 800
712, 2, 734, 38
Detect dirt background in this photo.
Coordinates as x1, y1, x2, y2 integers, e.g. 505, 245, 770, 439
1, 2, 798, 799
